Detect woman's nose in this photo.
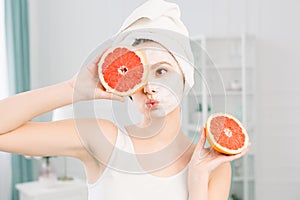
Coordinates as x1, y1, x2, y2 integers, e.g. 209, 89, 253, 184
143, 82, 158, 95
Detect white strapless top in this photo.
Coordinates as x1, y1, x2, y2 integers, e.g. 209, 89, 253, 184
87, 127, 189, 200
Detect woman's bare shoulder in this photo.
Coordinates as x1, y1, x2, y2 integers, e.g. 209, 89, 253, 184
78, 118, 119, 161
96, 118, 119, 145
0, 118, 119, 159
71, 118, 118, 143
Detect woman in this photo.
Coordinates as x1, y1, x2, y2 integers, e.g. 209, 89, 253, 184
0, 0, 249, 199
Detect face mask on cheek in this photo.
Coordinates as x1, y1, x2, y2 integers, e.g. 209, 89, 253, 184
148, 70, 184, 117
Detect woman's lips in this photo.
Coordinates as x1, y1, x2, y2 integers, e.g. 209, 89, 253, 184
146, 99, 159, 109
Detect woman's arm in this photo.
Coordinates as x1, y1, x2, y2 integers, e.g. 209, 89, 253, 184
208, 163, 232, 199
0, 53, 123, 159
0, 82, 72, 134
188, 163, 231, 200
0, 52, 122, 135
0, 118, 118, 160
188, 172, 209, 200
0, 119, 83, 158
188, 128, 250, 200
0, 81, 88, 159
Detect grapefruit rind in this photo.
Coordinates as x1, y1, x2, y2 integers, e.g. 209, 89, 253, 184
98, 45, 149, 97
205, 112, 249, 155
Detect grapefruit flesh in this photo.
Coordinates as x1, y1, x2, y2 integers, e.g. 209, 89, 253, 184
98, 46, 148, 96
205, 113, 249, 155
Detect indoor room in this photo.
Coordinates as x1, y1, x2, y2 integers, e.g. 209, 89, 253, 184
0, 0, 299, 200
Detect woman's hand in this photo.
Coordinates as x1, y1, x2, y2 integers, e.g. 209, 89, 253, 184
67, 51, 124, 102
188, 127, 251, 181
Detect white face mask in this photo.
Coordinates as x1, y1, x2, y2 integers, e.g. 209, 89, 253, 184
144, 63, 184, 117
134, 44, 185, 118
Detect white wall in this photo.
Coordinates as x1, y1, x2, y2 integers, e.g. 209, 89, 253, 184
27, 0, 300, 199
254, 1, 300, 199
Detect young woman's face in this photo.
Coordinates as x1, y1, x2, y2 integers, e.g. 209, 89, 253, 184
131, 41, 185, 118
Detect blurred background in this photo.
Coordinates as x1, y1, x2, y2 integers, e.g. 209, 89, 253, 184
0, 0, 300, 200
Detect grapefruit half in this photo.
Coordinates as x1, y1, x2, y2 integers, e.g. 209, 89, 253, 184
205, 113, 249, 155
98, 46, 148, 96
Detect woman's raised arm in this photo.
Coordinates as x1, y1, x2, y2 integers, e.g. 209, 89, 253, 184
188, 127, 250, 200
0, 54, 123, 159
0, 82, 73, 134
0, 52, 123, 135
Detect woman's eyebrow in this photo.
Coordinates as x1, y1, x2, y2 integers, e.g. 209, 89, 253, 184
151, 61, 173, 68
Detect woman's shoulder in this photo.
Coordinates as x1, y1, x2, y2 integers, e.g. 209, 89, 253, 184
76, 118, 119, 159
78, 118, 120, 183
96, 118, 119, 146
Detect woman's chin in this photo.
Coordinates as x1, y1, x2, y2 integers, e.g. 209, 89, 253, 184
149, 110, 167, 118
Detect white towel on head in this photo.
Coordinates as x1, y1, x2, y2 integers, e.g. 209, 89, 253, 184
113, 0, 195, 95
117, 0, 188, 36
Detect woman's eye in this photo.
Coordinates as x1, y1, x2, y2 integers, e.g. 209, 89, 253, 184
156, 68, 168, 75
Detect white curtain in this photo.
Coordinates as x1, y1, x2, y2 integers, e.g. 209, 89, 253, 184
0, 0, 12, 199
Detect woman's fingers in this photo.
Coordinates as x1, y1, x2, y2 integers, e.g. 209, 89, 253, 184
215, 144, 251, 164
196, 127, 206, 150
94, 88, 125, 102
86, 61, 99, 78
91, 54, 102, 65
87, 47, 111, 75
199, 127, 206, 149
190, 132, 251, 174
191, 127, 207, 160
92, 46, 110, 65
107, 93, 125, 102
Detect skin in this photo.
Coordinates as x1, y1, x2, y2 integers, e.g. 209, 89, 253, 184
0, 41, 250, 200
132, 44, 184, 118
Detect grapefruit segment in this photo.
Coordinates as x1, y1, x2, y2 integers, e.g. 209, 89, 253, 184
205, 113, 249, 155
98, 46, 148, 96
